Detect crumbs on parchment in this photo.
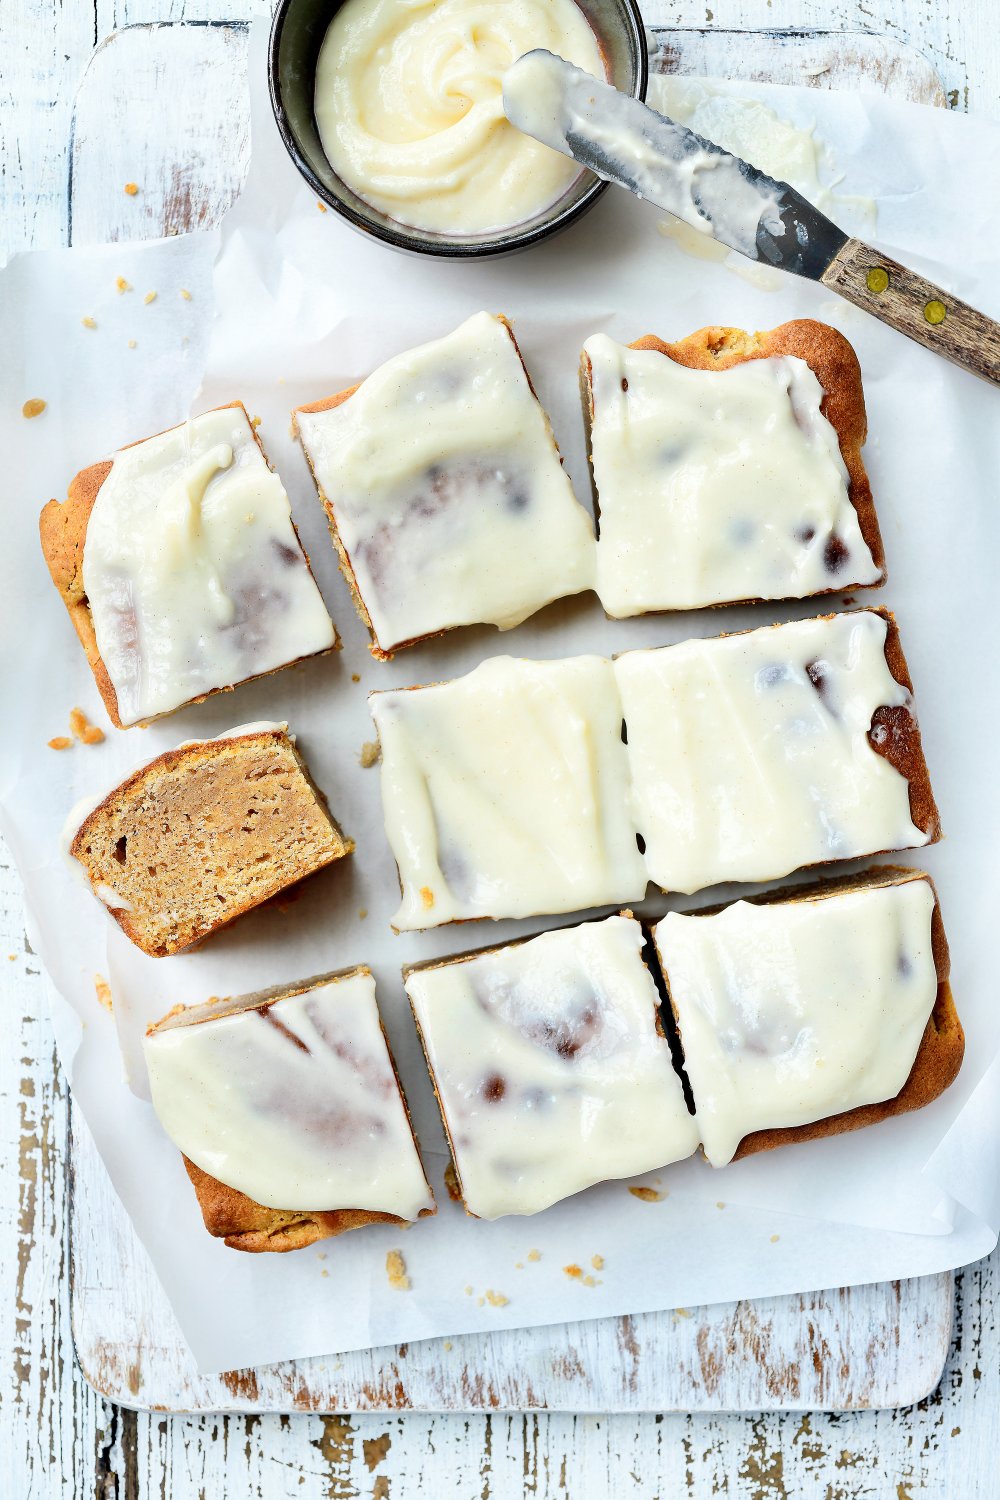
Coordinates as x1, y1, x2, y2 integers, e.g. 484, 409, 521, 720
124, 182, 139, 196
51, 708, 104, 749
563, 1264, 600, 1288
69, 707, 105, 745
358, 740, 381, 769
22, 398, 46, 419
386, 1249, 410, 1291
629, 1186, 665, 1203
94, 974, 113, 1013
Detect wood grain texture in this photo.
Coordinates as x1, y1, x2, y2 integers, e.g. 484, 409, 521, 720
67, 1101, 956, 1413
3, 0, 1000, 1494
822, 237, 1000, 385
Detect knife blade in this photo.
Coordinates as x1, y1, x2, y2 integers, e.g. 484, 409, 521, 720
503, 50, 1000, 386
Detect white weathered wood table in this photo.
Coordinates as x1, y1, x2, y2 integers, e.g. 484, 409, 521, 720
3, 0, 1000, 1493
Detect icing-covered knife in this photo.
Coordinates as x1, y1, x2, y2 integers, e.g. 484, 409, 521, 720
503, 50, 1000, 386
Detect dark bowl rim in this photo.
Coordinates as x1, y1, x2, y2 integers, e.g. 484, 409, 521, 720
267, 0, 650, 259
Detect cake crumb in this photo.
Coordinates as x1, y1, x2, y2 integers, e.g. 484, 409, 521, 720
582, 1275, 597, 1287
443, 1340, 453, 1351
180, 288, 192, 301
629, 1186, 665, 1203
351, 673, 361, 683
143, 290, 157, 305
358, 908, 368, 920
485, 1289, 509, 1308
420, 886, 435, 909
127, 340, 137, 349
317, 201, 328, 212
672, 1307, 692, 1322
463, 1284, 473, 1296
22, 398, 46, 419
320, 1269, 329, 1278
8, 954, 16, 961
716, 1201, 726, 1210
124, 182, 139, 195
591, 1254, 605, 1271
770, 1234, 780, 1243
477, 1296, 484, 1306
116, 276, 132, 293
358, 739, 381, 769
48, 736, 73, 750
81, 316, 97, 329
94, 974, 113, 1013
563, 1264, 583, 1281
69, 707, 104, 745
527, 1248, 541, 1263
251, 414, 262, 429
385, 1249, 410, 1290
155, 1002, 190, 1025
443, 1162, 462, 1202
514, 1262, 524, 1270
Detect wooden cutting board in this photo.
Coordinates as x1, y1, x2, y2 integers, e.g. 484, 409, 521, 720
65, 18, 952, 1414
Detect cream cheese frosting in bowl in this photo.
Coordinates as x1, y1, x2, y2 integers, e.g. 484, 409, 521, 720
269, 0, 647, 255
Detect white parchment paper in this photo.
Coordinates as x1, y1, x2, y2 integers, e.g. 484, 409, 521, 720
2, 28, 999, 1371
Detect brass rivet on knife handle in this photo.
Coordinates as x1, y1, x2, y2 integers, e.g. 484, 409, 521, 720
821, 238, 1000, 386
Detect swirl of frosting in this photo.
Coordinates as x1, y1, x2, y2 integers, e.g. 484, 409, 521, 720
314, 0, 606, 234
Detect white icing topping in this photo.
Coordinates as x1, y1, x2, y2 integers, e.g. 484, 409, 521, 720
503, 51, 786, 259
585, 336, 879, 615
95, 883, 133, 911
370, 654, 647, 930
144, 971, 434, 1217
313, 0, 605, 235
614, 611, 929, 895
83, 407, 336, 726
296, 313, 595, 652
405, 914, 697, 1217
655, 877, 939, 1166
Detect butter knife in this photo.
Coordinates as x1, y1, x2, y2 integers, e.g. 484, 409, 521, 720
503, 50, 1000, 386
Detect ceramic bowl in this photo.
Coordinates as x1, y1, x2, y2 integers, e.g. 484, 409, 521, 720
268, 0, 649, 258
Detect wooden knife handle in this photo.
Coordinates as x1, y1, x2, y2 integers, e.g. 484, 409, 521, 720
821, 237, 1000, 386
